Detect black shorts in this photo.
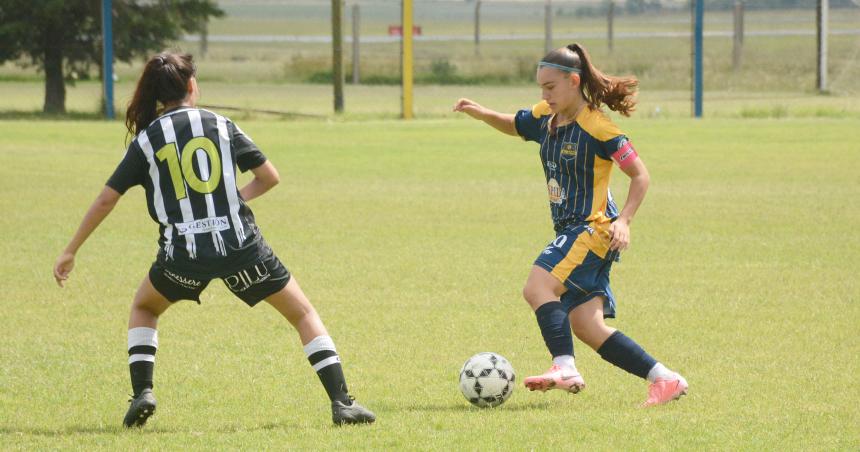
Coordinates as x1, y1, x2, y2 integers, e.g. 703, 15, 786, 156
148, 251, 291, 307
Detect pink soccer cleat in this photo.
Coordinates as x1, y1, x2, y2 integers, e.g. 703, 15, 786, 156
642, 374, 688, 407
523, 365, 586, 394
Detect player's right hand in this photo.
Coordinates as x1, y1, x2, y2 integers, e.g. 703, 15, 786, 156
453, 98, 484, 118
53, 252, 75, 287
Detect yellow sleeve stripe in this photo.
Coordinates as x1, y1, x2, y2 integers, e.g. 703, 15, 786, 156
576, 107, 622, 141
531, 101, 552, 119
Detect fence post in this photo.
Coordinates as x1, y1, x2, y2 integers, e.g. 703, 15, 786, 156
607, 0, 614, 53
352, 3, 360, 84
732, 0, 743, 71
332, 0, 344, 113
474, 0, 481, 56
817, 0, 828, 92
545, 0, 553, 55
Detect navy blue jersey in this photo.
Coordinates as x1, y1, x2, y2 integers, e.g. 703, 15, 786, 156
515, 101, 630, 229
106, 107, 268, 275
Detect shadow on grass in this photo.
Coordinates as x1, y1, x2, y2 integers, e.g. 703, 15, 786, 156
0, 422, 289, 437
394, 400, 555, 413
0, 107, 327, 122
0, 110, 106, 121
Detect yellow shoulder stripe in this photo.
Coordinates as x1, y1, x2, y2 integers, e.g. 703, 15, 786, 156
531, 101, 552, 119
576, 107, 622, 141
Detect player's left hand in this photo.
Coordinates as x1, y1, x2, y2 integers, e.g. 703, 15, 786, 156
53, 252, 75, 287
607, 220, 630, 251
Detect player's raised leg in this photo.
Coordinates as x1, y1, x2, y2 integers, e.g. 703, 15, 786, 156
124, 276, 171, 428
265, 276, 375, 425
570, 296, 687, 406
522, 266, 585, 394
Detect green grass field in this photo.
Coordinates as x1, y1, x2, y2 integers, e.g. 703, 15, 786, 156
0, 113, 857, 449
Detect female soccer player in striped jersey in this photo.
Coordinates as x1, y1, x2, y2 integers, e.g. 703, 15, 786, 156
53, 52, 375, 426
454, 43, 687, 406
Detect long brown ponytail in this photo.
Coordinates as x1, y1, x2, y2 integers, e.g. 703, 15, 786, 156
541, 43, 638, 116
125, 52, 196, 137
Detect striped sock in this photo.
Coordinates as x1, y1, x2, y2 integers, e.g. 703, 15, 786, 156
304, 335, 350, 404
128, 327, 158, 397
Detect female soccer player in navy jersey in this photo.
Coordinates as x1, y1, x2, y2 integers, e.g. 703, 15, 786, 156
53, 52, 374, 426
454, 43, 687, 406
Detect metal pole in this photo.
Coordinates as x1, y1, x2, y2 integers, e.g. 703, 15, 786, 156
732, 0, 742, 71
608, 0, 614, 53
474, 0, 481, 56
545, 0, 553, 55
332, 0, 344, 113
817, 0, 828, 92
101, 0, 114, 119
200, 20, 209, 59
401, 0, 414, 119
692, 0, 703, 118
352, 3, 360, 84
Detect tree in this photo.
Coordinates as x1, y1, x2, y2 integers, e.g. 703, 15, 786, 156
0, 0, 223, 114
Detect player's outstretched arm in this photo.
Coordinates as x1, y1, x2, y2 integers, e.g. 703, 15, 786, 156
239, 160, 280, 202
54, 186, 122, 287
453, 98, 518, 136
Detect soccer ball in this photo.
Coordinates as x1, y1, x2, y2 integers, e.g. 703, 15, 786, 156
458, 352, 516, 408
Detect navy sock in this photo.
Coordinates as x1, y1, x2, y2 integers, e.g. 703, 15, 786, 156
534, 301, 573, 358
596, 330, 657, 380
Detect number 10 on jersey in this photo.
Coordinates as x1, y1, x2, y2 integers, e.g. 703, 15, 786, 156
155, 137, 222, 200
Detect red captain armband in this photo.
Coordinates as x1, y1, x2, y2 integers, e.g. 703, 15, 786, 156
610, 139, 638, 169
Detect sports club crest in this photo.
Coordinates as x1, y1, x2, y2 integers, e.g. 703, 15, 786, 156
561, 142, 577, 157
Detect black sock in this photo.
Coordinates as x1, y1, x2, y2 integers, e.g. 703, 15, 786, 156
304, 336, 350, 404
129, 361, 154, 397
596, 330, 657, 380
534, 301, 574, 358
128, 327, 158, 397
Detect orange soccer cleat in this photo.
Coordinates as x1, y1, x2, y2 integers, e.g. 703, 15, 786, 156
642, 374, 688, 407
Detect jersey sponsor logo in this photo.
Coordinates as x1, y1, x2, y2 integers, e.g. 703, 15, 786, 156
547, 178, 566, 205
224, 262, 271, 293
561, 142, 577, 157
546, 161, 558, 172
175, 216, 230, 236
163, 268, 203, 289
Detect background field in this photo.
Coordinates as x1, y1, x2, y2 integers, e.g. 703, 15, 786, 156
1, 115, 858, 449
1, 0, 859, 450
1, 3, 859, 118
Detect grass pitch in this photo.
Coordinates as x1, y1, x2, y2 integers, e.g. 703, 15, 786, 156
0, 115, 857, 449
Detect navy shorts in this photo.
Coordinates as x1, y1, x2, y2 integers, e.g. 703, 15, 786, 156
534, 221, 619, 318
148, 250, 291, 307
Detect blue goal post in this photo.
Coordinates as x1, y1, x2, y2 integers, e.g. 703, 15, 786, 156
692, 0, 703, 118
102, 0, 115, 119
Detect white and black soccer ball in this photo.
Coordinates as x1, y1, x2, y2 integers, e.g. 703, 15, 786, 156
458, 352, 516, 408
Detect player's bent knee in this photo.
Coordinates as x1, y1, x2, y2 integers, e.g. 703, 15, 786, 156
522, 285, 552, 309
571, 321, 608, 348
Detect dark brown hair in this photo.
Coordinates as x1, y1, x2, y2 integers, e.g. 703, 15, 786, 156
125, 52, 196, 137
541, 43, 638, 116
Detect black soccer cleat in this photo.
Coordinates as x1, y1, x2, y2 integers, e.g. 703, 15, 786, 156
123, 388, 157, 428
331, 397, 376, 426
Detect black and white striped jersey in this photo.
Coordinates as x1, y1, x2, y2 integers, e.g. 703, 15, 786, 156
107, 107, 268, 274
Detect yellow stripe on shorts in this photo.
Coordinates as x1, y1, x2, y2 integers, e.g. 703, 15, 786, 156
551, 234, 591, 283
